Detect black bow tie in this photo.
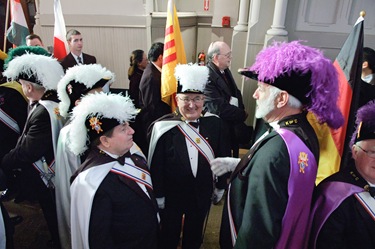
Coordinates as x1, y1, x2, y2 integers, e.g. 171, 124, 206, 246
188, 122, 199, 128
117, 151, 131, 165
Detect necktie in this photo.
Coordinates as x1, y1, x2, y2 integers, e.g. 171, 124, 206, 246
188, 122, 199, 128
117, 151, 131, 165
77, 56, 82, 64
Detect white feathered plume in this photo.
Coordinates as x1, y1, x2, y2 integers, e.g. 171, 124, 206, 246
68, 92, 138, 156
174, 63, 209, 93
3, 53, 64, 90
57, 64, 115, 118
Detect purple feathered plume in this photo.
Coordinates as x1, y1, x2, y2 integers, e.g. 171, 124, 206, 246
350, 100, 375, 147
248, 41, 344, 129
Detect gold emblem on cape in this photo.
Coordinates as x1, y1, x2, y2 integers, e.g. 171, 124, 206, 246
89, 117, 103, 134
195, 137, 201, 144
54, 107, 62, 119
298, 152, 309, 173
141, 173, 146, 180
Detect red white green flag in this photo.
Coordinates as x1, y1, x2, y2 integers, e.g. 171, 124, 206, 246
6, 0, 30, 46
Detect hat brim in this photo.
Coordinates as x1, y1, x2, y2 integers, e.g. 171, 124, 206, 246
238, 68, 259, 81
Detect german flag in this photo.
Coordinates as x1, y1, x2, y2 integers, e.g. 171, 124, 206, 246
161, 0, 187, 112
312, 13, 364, 184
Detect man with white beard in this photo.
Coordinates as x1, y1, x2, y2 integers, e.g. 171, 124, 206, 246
210, 41, 344, 249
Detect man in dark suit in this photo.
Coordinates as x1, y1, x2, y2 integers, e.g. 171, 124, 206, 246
1, 53, 65, 248
69, 92, 159, 249
138, 42, 170, 154
148, 64, 230, 249
59, 29, 96, 72
204, 41, 249, 158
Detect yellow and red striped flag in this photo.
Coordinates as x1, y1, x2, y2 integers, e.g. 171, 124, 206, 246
161, 0, 187, 111
311, 14, 364, 184
53, 0, 68, 60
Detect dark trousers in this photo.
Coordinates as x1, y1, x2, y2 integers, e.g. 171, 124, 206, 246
161, 205, 208, 249
33, 172, 61, 248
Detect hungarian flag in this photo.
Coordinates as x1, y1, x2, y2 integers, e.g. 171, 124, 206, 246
161, 0, 187, 111
53, 0, 69, 60
6, 0, 30, 46
311, 15, 364, 184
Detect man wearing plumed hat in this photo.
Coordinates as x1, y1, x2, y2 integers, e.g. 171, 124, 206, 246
55, 63, 115, 249
0, 45, 52, 248
210, 41, 344, 249
310, 100, 375, 249
69, 92, 159, 249
148, 63, 231, 249
1, 52, 64, 247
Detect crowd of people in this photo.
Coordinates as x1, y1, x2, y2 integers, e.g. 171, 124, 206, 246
0, 29, 374, 249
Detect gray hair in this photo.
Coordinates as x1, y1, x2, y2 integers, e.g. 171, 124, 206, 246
207, 42, 221, 62
268, 85, 303, 109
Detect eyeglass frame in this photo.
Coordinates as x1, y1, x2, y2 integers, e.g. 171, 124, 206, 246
356, 144, 375, 159
218, 51, 232, 58
177, 96, 205, 104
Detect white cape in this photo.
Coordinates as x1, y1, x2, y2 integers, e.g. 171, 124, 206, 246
70, 144, 145, 249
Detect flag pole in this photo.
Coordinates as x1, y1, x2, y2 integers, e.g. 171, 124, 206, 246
3, 0, 11, 52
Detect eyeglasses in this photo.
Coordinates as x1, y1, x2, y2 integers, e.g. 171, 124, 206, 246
178, 96, 204, 104
356, 144, 375, 159
218, 51, 232, 58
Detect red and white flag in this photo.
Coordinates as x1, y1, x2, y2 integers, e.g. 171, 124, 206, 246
53, 0, 68, 60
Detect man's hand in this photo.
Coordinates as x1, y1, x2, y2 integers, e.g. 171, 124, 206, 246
212, 188, 225, 205
210, 157, 240, 176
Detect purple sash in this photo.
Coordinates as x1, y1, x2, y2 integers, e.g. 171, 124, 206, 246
274, 128, 317, 249
309, 181, 363, 249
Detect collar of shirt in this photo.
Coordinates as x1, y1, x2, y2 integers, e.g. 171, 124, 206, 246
151, 61, 162, 72
269, 121, 280, 130
362, 73, 375, 84
72, 53, 83, 63
101, 149, 120, 159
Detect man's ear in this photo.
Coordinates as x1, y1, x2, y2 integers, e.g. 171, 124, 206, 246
26, 82, 33, 93
74, 99, 81, 107
352, 144, 359, 160
362, 61, 368, 69
99, 135, 110, 148
276, 91, 288, 108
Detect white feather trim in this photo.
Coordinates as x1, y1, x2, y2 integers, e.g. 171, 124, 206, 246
3, 53, 64, 90
67, 92, 138, 156
174, 63, 209, 93
57, 64, 115, 118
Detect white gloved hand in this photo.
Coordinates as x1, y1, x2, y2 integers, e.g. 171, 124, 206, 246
212, 188, 225, 205
156, 197, 165, 209
210, 157, 240, 176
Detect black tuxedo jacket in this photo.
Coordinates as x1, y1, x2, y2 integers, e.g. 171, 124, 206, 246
1, 91, 59, 199
150, 115, 231, 211
0, 84, 28, 161
60, 52, 97, 72
73, 149, 160, 249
